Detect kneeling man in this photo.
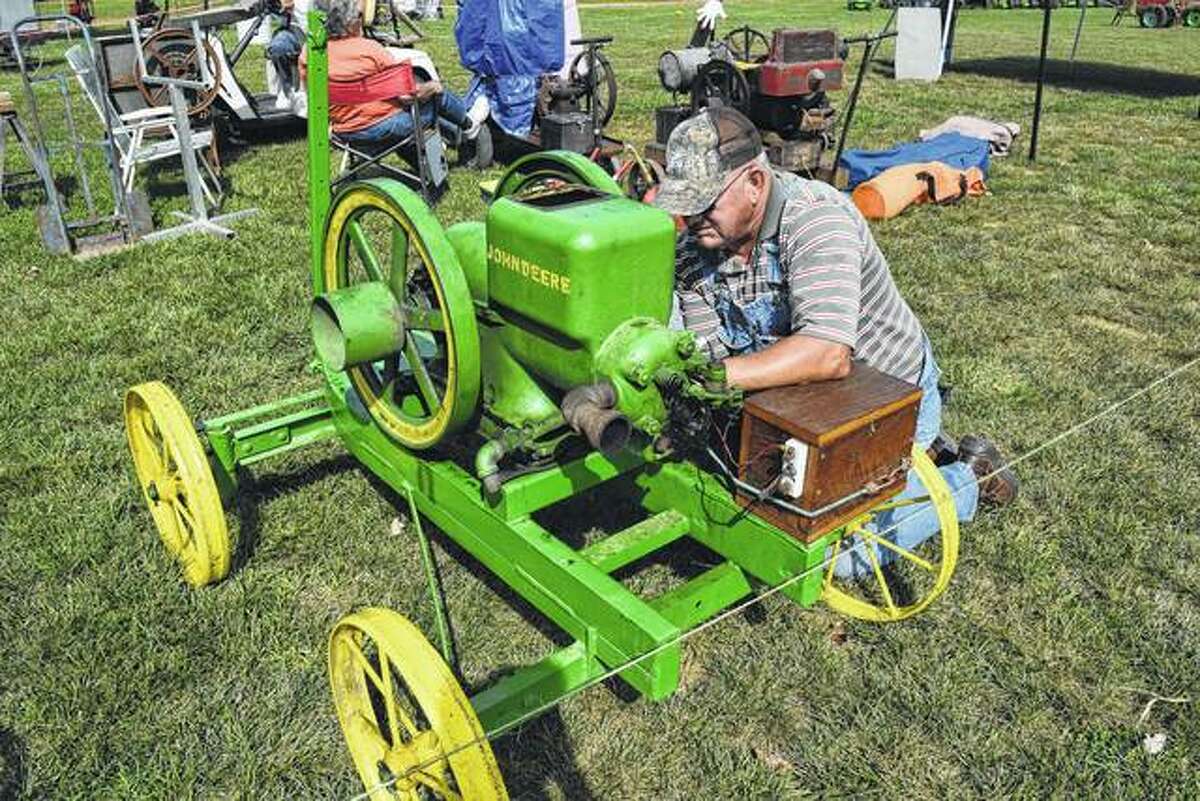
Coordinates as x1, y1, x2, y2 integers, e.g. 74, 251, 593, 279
653, 109, 1017, 576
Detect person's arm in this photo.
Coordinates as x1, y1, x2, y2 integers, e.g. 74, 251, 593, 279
725, 200, 865, 390
723, 335, 850, 390
414, 79, 442, 102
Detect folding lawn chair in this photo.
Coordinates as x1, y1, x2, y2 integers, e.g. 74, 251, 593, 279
328, 60, 449, 204
64, 42, 223, 206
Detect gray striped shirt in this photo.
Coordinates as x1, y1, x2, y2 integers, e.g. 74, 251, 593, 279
675, 170, 926, 383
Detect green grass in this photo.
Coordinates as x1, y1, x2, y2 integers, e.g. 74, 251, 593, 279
3, 1, 1200, 798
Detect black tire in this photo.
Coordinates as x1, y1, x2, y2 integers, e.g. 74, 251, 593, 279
1185, 7, 1200, 25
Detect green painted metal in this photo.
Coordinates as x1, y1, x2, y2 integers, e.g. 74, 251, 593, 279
485, 191, 676, 391
636, 462, 837, 608
485, 446, 646, 521
472, 641, 604, 733
202, 389, 336, 495
477, 324, 561, 431
318, 178, 483, 443
492, 151, 623, 199
195, 6, 847, 744
312, 281, 405, 371
403, 484, 455, 668
649, 562, 753, 631
320, 363, 682, 700
444, 221, 489, 306
581, 509, 691, 573
306, 11, 330, 293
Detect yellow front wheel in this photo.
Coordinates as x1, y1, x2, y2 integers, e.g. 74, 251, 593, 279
822, 445, 959, 622
124, 381, 230, 587
329, 608, 508, 801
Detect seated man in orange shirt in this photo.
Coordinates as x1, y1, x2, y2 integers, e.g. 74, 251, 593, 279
301, 0, 491, 164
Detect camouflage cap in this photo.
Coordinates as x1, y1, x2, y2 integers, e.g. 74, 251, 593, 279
653, 107, 763, 217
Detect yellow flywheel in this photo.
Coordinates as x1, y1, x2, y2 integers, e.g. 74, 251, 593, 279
822, 445, 960, 622
124, 381, 230, 588
329, 608, 508, 801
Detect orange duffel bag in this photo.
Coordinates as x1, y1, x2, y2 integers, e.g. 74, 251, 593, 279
851, 161, 987, 221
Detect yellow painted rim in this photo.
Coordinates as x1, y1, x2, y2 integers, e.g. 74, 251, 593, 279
821, 445, 959, 622
124, 381, 230, 587
323, 187, 457, 450
329, 608, 509, 801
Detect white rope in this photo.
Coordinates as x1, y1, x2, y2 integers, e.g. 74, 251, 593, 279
346, 353, 1200, 801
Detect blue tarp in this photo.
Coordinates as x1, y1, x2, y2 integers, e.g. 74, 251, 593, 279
455, 0, 564, 136
838, 133, 991, 190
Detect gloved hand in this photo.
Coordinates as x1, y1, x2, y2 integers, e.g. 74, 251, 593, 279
696, 0, 726, 31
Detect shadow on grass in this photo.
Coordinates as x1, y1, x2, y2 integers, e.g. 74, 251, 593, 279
488, 708, 598, 801
0, 727, 27, 800
230, 454, 360, 578
947, 57, 1200, 98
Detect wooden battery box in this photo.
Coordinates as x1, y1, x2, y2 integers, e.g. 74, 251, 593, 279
736, 362, 922, 542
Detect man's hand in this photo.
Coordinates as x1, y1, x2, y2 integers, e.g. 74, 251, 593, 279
414, 80, 442, 102
696, 0, 726, 30
723, 334, 852, 391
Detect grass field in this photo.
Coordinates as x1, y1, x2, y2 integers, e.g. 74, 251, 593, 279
3, 1, 1200, 798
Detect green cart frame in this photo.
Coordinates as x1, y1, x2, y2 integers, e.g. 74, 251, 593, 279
123, 12, 960, 800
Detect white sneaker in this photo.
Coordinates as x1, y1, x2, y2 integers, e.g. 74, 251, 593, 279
467, 94, 490, 127
290, 91, 307, 118
273, 92, 291, 112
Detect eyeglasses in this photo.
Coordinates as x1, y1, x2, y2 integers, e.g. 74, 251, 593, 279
690, 163, 754, 221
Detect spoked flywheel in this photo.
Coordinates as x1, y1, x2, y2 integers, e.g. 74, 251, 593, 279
329, 608, 509, 801
136, 27, 223, 116
567, 50, 618, 127
320, 179, 481, 450
492, 151, 622, 201
822, 445, 960, 622
124, 381, 230, 587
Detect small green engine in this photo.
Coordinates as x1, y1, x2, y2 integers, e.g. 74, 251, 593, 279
312, 154, 736, 493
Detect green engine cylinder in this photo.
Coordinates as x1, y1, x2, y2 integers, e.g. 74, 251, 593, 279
484, 185, 677, 390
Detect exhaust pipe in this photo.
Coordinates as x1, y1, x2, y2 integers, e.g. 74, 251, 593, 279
561, 382, 632, 456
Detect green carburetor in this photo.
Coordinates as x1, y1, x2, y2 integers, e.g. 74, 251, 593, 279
312, 154, 735, 493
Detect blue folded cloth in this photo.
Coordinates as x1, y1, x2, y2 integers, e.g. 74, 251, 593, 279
839, 132, 991, 189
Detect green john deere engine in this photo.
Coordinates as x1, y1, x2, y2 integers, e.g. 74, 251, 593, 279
311, 153, 736, 494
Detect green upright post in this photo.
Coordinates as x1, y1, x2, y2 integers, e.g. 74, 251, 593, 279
307, 10, 331, 288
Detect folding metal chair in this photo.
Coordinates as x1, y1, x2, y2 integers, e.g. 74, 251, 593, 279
328, 61, 449, 203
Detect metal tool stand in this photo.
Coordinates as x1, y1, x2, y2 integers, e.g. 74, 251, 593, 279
129, 19, 257, 242
0, 95, 45, 205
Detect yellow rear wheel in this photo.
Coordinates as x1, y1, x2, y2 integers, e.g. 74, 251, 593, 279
329, 608, 508, 801
822, 445, 959, 622
124, 381, 230, 587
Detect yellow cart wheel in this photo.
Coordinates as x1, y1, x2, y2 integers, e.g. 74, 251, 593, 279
124, 381, 230, 587
822, 445, 959, 622
330, 608, 508, 801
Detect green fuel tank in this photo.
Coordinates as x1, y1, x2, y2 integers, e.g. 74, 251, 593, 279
482, 185, 677, 390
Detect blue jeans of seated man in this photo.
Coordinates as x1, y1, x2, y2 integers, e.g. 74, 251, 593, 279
340, 89, 470, 148
832, 337, 979, 579
267, 26, 304, 93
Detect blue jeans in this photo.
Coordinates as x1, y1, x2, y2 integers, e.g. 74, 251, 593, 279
340, 89, 470, 147
832, 338, 978, 579
267, 26, 304, 93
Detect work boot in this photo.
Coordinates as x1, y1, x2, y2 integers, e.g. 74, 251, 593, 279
957, 434, 1019, 507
